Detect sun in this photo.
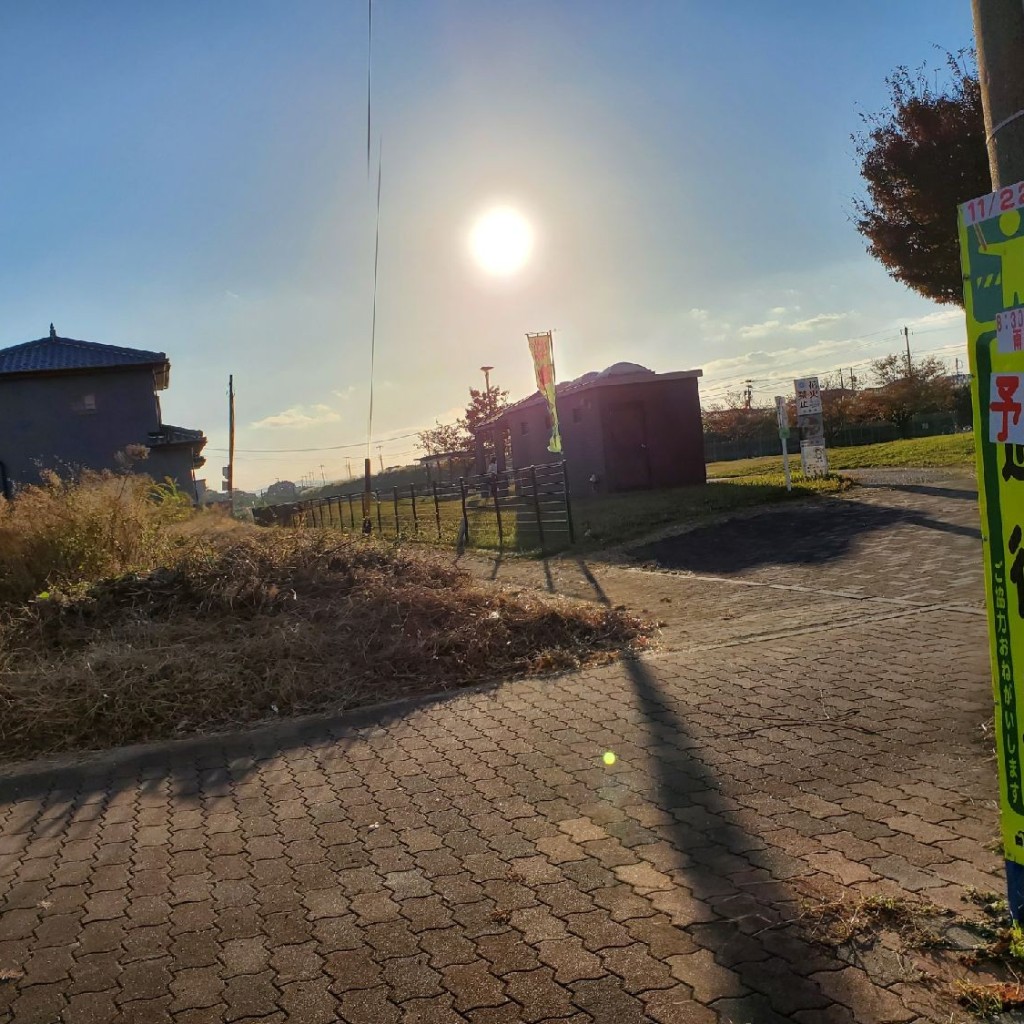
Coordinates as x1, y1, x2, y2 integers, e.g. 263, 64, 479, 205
469, 207, 534, 276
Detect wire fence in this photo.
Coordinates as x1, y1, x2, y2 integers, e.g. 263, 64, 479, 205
252, 461, 575, 556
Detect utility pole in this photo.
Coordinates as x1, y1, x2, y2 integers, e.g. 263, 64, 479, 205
320, 464, 327, 486
849, 368, 857, 393
903, 326, 912, 378
743, 380, 753, 410
377, 445, 384, 473
346, 458, 353, 480
968, 0, 1024, 926
839, 367, 845, 391
227, 375, 235, 508
972, 0, 1024, 188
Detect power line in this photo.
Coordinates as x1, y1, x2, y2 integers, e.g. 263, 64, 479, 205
207, 430, 420, 454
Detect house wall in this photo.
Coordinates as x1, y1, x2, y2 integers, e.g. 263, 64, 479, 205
596, 377, 705, 491
145, 446, 201, 499
0, 368, 163, 489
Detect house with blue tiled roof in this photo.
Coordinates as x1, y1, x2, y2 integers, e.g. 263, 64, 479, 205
0, 326, 206, 499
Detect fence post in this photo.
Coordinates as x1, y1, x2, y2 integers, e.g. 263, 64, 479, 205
561, 460, 575, 545
459, 477, 470, 546
492, 475, 503, 549
410, 485, 418, 534
375, 490, 383, 534
530, 465, 545, 555
347, 494, 355, 529
393, 486, 400, 536
432, 482, 442, 540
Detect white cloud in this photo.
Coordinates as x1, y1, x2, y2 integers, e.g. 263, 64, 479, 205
332, 386, 357, 401
907, 308, 964, 330
738, 319, 783, 339
738, 310, 846, 339
789, 312, 848, 332
251, 403, 341, 429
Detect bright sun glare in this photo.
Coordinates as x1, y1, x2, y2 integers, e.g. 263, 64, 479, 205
469, 207, 534, 276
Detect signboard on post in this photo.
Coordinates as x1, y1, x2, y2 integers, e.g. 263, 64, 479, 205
793, 376, 828, 478
775, 396, 791, 492
959, 181, 1024, 915
794, 377, 822, 417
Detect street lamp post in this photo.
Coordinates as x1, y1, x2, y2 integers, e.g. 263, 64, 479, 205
480, 365, 494, 393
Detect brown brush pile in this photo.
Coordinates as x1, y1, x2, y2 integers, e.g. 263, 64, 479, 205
0, 530, 648, 760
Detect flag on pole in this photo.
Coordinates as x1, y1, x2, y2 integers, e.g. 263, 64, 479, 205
527, 331, 561, 453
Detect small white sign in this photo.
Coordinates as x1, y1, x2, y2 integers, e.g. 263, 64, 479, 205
800, 441, 829, 478
794, 376, 822, 416
997, 307, 1024, 354
990, 373, 1024, 444
775, 396, 788, 433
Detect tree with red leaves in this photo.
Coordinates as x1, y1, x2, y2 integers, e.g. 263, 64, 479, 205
853, 51, 989, 306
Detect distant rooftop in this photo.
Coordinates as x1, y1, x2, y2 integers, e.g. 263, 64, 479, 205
0, 325, 169, 380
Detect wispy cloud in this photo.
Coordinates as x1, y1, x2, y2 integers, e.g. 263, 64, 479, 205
789, 312, 848, 332
332, 386, 357, 401
738, 310, 847, 339
251, 403, 341, 429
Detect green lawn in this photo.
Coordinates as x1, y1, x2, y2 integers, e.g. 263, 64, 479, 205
571, 472, 847, 550
707, 433, 976, 479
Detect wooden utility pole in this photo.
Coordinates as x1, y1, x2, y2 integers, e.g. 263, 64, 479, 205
227, 375, 235, 507
972, 0, 1024, 188
903, 326, 912, 378
377, 445, 384, 473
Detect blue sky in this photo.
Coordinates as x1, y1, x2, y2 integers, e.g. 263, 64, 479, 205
1, 1, 975, 489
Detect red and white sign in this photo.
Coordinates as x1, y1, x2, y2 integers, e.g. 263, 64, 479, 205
794, 376, 822, 417
997, 307, 1024, 354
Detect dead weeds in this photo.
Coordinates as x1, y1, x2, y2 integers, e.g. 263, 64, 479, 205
799, 893, 948, 949
0, 530, 649, 760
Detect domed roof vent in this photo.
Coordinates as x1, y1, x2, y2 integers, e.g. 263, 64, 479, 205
597, 361, 654, 377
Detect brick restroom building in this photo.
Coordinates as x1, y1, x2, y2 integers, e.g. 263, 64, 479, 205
475, 361, 706, 497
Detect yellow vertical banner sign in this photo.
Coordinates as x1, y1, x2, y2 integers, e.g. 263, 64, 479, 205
527, 331, 562, 454
959, 183, 1024, 899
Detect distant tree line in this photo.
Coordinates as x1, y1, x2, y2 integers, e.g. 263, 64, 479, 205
703, 352, 971, 445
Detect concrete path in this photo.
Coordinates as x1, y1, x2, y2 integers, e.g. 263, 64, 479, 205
0, 471, 1002, 1023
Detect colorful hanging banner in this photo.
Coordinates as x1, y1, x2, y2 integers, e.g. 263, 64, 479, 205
527, 331, 562, 454
959, 181, 1024, 881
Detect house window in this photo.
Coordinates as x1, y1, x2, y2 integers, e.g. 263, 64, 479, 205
520, 421, 529, 435
73, 394, 97, 415
572, 407, 583, 423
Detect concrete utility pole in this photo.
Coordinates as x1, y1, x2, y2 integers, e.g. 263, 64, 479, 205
972, 0, 1024, 925
972, 0, 1024, 188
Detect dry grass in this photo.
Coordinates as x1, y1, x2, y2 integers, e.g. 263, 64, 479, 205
0, 468, 195, 605
799, 893, 948, 949
0, 528, 648, 760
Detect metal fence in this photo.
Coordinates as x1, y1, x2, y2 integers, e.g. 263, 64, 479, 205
253, 460, 575, 555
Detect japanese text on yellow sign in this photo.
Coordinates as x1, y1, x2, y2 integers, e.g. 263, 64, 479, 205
959, 182, 1024, 862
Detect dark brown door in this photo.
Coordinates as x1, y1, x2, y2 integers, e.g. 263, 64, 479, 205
605, 401, 652, 490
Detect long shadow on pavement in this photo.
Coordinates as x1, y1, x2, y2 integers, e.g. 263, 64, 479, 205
632, 499, 980, 574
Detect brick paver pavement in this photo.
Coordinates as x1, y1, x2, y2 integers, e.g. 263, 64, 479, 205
0, 472, 1003, 1022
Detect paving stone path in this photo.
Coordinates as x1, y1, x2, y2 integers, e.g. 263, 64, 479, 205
0, 471, 1004, 1023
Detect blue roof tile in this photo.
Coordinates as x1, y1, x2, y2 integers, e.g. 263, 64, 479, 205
0, 333, 167, 376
